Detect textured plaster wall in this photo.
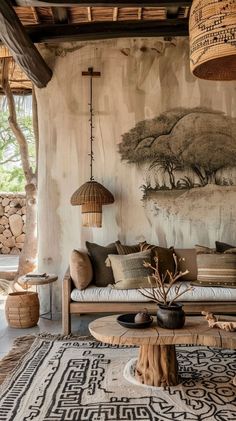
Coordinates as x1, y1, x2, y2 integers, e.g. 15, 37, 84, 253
36, 38, 236, 310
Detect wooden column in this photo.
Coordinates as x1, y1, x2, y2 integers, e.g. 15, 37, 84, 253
135, 344, 178, 387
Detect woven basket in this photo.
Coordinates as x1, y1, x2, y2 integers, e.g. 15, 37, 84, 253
5, 291, 39, 328
189, 0, 236, 80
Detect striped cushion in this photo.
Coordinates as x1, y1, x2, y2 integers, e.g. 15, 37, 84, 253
108, 251, 152, 284
197, 253, 236, 286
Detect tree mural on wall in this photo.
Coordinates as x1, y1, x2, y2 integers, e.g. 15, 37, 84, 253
119, 108, 236, 194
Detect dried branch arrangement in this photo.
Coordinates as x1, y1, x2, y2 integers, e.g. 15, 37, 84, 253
139, 254, 193, 306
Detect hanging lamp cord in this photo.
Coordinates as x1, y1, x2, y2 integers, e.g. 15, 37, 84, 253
88, 67, 94, 181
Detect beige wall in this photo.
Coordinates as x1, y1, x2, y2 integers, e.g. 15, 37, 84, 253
36, 38, 236, 310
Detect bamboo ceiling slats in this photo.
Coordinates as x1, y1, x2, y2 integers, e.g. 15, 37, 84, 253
14, 5, 189, 25
142, 8, 166, 20
35, 6, 55, 23
0, 56, 32, 93
69, 6, 88, 23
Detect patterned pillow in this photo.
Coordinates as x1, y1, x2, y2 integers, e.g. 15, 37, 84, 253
115, 240, 140, 255
196, 253, 236, 287
107, 250, 152, 284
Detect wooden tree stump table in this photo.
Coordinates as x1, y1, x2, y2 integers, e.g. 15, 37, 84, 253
89, 315, 236, 387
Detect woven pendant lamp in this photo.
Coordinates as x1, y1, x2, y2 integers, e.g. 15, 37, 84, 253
189, 0, 236, 80
71, 181, 114, 227
70, 68, 114, 227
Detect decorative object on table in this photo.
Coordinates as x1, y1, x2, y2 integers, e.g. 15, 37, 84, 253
117, 312, 153, 329
5, 291, 39, 328
1, 334, 236, 420
189, 0, 236, 80
18, 274, 58, 320
202, 311, 236, 332
134, 308, 152, 323
70, 67, 114, 227
138, 254, 192, 329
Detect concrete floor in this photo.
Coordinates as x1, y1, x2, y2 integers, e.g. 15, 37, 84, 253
0, 297, 100, 359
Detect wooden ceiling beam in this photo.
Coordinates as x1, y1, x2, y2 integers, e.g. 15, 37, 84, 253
0, 0, 52, 88
13, 0, 192, 7
25, 19, 189, 43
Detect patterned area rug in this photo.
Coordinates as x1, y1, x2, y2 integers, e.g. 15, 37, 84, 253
0, 335, 235, 421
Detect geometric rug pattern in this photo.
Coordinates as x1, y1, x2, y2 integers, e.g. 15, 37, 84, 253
0, 337, 235, 421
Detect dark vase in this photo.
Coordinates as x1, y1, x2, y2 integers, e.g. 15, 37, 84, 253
157, 303, 185, 329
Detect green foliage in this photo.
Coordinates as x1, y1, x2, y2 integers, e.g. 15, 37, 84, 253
0, 97, 34, 192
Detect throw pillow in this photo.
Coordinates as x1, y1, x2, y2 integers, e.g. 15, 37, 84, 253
86, 241, 117, 287
108, 250, 152, 284
174, 248, 197, 282
111, 276, 156, 289
196, 253, 236, 287
140, 241, 175, 277
215, 241, 235, 253
115, 240, 140, 255
70, 249, 93, 290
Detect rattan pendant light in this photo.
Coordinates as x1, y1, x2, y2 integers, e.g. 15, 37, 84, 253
70, 68, 114, 227
189, 0, 236, 80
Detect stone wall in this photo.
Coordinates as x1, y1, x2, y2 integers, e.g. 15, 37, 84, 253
0, 193, 26, 254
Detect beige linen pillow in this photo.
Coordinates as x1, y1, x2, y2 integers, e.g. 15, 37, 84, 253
70, 249, 93, 290
111, 276, 156, 289
108, 250, 152, 284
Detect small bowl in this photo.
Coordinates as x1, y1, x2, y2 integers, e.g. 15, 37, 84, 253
117, 313, 153, 329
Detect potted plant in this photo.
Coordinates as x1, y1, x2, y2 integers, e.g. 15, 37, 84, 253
139, 254, 193, 329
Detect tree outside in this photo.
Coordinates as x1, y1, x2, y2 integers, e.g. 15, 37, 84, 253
0, 95, 35, 192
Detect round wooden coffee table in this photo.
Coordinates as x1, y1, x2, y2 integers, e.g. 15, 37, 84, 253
89, 314, 236, 387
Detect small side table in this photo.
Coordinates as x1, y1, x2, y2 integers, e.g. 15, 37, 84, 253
18, 274, 58, 320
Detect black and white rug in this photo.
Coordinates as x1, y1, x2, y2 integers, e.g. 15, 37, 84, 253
0, 336, 235, 421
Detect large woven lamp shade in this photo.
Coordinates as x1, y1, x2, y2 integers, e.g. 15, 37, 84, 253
189, 0, 236, 80
71, 181, 114, 227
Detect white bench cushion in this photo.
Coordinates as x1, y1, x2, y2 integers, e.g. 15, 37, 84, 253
71, 282, 236, 302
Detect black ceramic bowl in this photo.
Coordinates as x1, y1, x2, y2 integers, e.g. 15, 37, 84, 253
117, 313, 153, 329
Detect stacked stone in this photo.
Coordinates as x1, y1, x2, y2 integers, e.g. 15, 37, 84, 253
0, 193, 26, 255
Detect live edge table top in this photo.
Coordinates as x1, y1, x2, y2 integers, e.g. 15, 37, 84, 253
89, 315, 236, 350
